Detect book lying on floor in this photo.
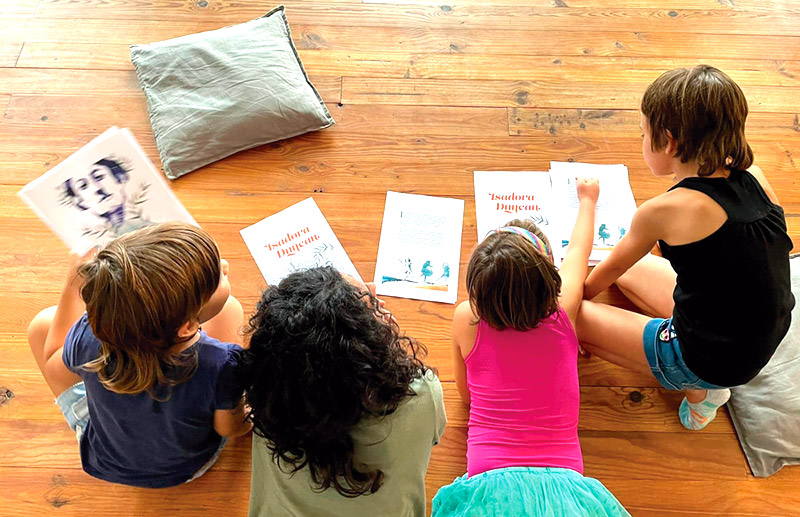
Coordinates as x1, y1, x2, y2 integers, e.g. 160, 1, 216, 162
474, 170, 565, 264
549, 161, 637, 264
373, 191, 464, 304
18, 127, 196, 254
474, 163, 637, 265
240, 197, 362, 286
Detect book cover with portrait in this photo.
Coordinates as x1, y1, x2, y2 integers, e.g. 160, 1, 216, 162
18, 127, 196, 253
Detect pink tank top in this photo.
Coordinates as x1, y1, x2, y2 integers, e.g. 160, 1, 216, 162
465, 308, 583, 477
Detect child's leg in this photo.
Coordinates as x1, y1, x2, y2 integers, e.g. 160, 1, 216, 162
576, 300, 652, 375
615, 253, 676, 318
577, 300, 729, 431
614, 254, 726, 425
27, 306, 83, 397
201, 295, 244, 347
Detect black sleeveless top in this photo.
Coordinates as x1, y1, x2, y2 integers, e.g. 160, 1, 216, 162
659, 169, 794, 387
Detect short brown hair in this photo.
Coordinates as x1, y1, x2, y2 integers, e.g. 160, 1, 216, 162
466, 219, 561, 331
79, 222, 221, 397
641, 65, 753, 176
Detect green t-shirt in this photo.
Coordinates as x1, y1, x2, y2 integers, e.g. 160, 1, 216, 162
248, 371, 446, 517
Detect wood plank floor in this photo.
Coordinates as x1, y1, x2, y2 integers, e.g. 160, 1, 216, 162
1, 0, 799, 515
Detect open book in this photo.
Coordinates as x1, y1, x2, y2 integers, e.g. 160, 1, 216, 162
240, 197, 362, 286
18, 127, 196, 254
474, 162, 637, 265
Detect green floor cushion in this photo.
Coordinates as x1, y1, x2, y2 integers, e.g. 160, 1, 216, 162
130, 5, 334, 179
728, 255, 800, 477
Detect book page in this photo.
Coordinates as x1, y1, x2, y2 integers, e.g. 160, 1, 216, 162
473, 170, 564, 264
550, 161, 637, 263
373, 191, 464, 304
240, 197, 361, 287
18, 127, 195, 253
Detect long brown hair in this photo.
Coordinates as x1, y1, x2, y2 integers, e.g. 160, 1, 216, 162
79, 222, 220, 397
467, 219, 561, 331
641, 64, 753, 176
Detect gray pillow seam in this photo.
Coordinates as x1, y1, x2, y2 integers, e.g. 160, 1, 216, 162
270, 4, 335, 122
129, 46, 173, 176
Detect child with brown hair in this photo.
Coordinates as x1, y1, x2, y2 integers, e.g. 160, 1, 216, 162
26, 222, 252, 487
434, 179, 630, 516
578, 65, 794, 430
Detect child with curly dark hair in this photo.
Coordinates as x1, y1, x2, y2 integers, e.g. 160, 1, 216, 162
242, 266, 446, 516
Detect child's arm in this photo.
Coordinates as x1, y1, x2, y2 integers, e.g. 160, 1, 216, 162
451, 301, 476, 406
558, 178, 599, 327
214, 397, 253, 438
584, 199, 663, 300
43, 252, 92, 371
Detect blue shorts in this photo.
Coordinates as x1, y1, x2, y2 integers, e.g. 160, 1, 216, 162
643, 318, 724, 391
185, 437, 228, 483
55, 381, 90, 442
55, 381, 226, 482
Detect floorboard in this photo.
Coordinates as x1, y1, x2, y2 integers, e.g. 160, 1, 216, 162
30, 3, 800, 37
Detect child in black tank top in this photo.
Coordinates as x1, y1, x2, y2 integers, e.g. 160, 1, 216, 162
576, 65, 794, 430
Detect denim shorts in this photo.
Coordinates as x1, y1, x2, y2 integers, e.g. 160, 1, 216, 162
185, 437, 228, 483
55, 381, 90, 442
643, 318, 724, 391
55, 382, 227, 482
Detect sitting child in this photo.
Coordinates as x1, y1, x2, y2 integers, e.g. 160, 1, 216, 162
26, 222, 251, 487
241, 266, 446, 517
434, 179, 629, 516
578, 65, 794, 430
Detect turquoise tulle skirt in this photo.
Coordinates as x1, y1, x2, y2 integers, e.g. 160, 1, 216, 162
432, 467, 630, 517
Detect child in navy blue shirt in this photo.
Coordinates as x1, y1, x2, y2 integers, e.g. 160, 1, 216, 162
26, 222, 252, 487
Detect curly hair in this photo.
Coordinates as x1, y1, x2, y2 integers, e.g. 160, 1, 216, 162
241, 266, 431, 497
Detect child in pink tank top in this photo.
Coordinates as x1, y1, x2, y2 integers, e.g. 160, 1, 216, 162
433, 178, 629, 517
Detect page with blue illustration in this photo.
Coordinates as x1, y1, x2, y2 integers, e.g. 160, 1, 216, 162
549, 161, 637, 264
373, 191, 464, 304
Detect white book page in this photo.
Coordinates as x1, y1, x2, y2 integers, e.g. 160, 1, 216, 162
240, 197, 361, 287
550, 161, 637, 263
473, 170, 564, 264
18, 127, 195, 254
373, 191, 464, 304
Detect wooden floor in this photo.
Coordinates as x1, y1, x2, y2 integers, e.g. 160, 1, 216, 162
2, 0, 800, 515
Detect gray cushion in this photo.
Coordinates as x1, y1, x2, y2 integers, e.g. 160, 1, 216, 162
130, 5, 334, 179
728, 255, 800, 477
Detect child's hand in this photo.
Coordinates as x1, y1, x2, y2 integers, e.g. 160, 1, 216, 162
576, 177, 600, 204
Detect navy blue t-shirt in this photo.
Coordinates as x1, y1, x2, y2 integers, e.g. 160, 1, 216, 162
63, 314, 244, 488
